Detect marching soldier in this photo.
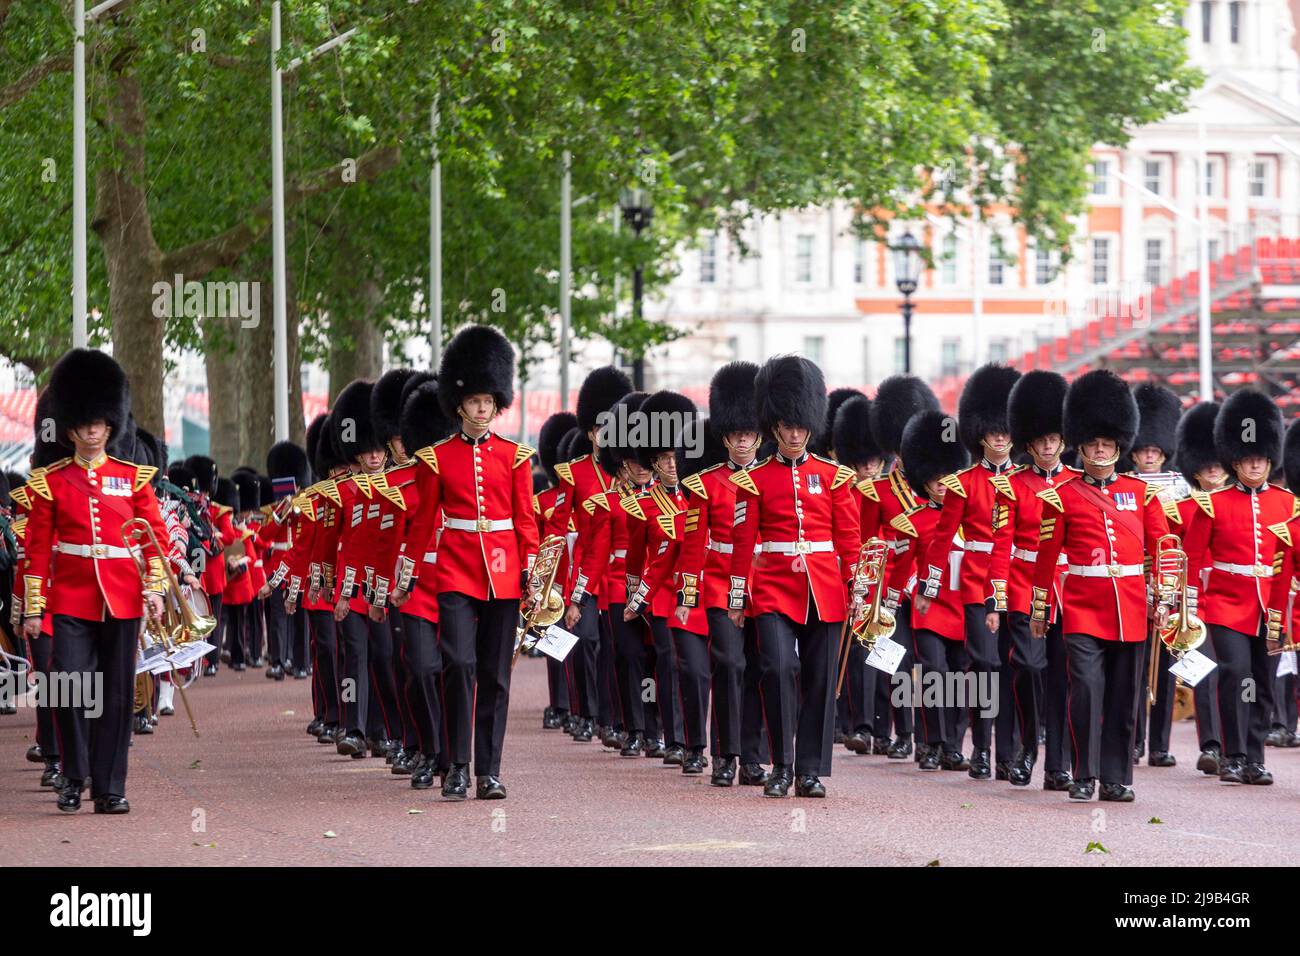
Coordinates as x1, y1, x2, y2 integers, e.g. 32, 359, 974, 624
986, 370, 1073, 789
536, 411, 578, 730
186, 455, 235, 676
1184, 389, 1290, 786
728, 355, 860, 797
259, 442, 310, 681
1031, 369, 1170, 801
394, 325, 538, 800
224, 472, 262, 671
301, 413, 348, 744
22, 349, 172, 814
1267, 418, 1300, 749
675, 363, 771, 785
1172, 401, 1225, 773
915, 363, 1021, 781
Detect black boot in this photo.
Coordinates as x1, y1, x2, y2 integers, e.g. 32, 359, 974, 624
711, 756, 737, 786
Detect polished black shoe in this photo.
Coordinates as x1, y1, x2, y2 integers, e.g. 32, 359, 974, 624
573, 719, 595, 743
1265, 728, 1284, 747
40, 760, 64, 788
872, 735, 893, 755
968, 749, 992, 780
1196, 749, 1221, 775
1043, 769, 1074, 792
644, 739, 667, 759
620, 733, 644, 757
307, 717, 324, 737
367, 738, 390, 759
336, 732, 366, 757
133, 714, 153, 735
1286, 730, 1300, 748
662, 745, 685, 766
441, 765, 470, 800
682, 750, 707, 774
941, 750, 970, 772
542, 707, 565, 730
25, 744, 43, 763
795, 775, 826, 798
763, 765, 794, 797
294, 667, 308, 679
1131, 744, 1143, 765
1147, 750, 1176, 768
1219, 757, 1246, 783
203, 664, 218, 677
711, 756, 737, 786
476, 775, 507, 799
1068, 778, 1096, 801
1099, 782, 1135, 802
57, 783, 83, 813
561, 714, 580, 734
266, 664, 285, 680
918, 748, 942, 771
842, 731, 869, 755
318, 724, 340, 744
1008, 750, 1034, 787
410, 756, 439, 790
887, 735, 913, 759
994, 760, 1011, 782
93, 795, 130, 814
391, 749, 415, 775
1243, 762, 1274, 785
738, 763, 770, 786
602, 728, 627, 750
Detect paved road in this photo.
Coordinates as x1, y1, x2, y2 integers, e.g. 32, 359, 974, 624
2, 660, 1299, 866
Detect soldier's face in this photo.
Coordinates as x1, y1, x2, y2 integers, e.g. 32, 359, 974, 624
358, 449, 386, 473
1028, 434, 1062, 463
653, 452, 678, 485
725, 431, 759, 460
774, 424, 808, 453
981, 431, 1011, 458
1130, 446, 1165, 474
1195, 463, 1227, 490
1081, 438, 1118, 468
460, 394, 496, 427
70, 420, 109, 451
925, 479, 945, 501
1234, 456, 1269, 486
624, 461, 652, 486
854, 458, 884, 481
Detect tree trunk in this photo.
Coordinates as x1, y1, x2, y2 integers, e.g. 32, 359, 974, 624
326, 276, 384, 399
204, 329, 240, 473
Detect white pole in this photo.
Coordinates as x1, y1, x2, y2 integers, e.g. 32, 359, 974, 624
430, 98, 442, 367
271, 1, 289, 440
72, 0, 88, 348
560, 150, 572, 412
612, 204, 621, 366
1198, 119, 1212, 401
971, 216, 983, 368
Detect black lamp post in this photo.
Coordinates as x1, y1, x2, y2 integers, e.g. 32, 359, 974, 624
893, 230, 922, 374
620, 185, 654, 390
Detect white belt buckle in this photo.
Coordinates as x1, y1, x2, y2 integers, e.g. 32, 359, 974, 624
92, 544, 108, 559
794, 540, 811, 555
1107, 563, 1122, 577
476, 517, 492, 533
1255, 564, 1270, 577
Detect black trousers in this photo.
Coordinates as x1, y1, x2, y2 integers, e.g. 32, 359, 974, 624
308, 609, 339, 725
672, 627, 710, 751
912, 628, 966, 751
598, 609, 620, 728
612, 603, 649, 735
648, 614, 685, 747
51, 614, 137, 798
399, 612, 443, 759
264, 588, 290, 667
1274, 672, 1297, 732
1006, 612, 1047, 762
1211, 623, 1277, 763
338, 610, 403, 741
1041, 619, 1072, 774
1192, 636, 1223, 751
1064, 633, 1141, 786
995, 614, 1019, 762
705, 608, 766, 761
547, 652, 570, 715
1144, 639, 1176, 753
570, 600, 601, 720
204, 593, 224, 668
963, 603, 998, 754
755, 603, 837, 776
874, 602, 914, 737
289, 603, 309, 670
388, 612, 418, 749
248, 597, 266, 663
225, 603, 249, 667
838, 640, 875, 735
437, 592, 516, 777
27, 631, 59, 759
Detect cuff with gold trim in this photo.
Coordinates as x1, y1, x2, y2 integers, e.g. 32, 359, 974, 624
339, 566, 357, 600
287, 575, 302, 602
22, 574, 44, 616
990, 579, 1008, 613
922, 565, 943, 599
310, 562, 322, 591
145, 557, 167, 595
1267, 607, 1283, 643
677, 572, 699, 609
626, 579, 650, 616
395, 555, 416, 592
727, 575, 747, 612
322, 562, 336, 594
625, 575, 641, 605
1185, 585, 1198, 616
268, 560, 289, 589
372, 576, 390, 609
1031, 586, 1049, 624
884, 588, 901, 613
570, 571, 591, 606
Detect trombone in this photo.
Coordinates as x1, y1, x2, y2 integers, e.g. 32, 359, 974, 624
512, 534, 567, 668
836, 538, 896, 698
1149, 534, 1207, 705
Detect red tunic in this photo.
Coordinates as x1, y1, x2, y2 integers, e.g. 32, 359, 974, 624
545, 453, 616, 596
676, 462, 754, 614
902, 501, 964, 639
987, 464, 1075, 621
920, 461, 1008, 608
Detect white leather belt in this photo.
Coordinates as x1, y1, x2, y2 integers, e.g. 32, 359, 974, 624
1212, 561, 1274, 578
1067, 563, 1144, 578
1012, 547, 1069, 566
270, 542, 292, 551
444, 517, 514, 533
708, 540, 733, 554
610, 549, 627, 559
56, 542, 132, 559
963, 540, 994, 554
423, 551, 437, 564
761, 540, 833, 555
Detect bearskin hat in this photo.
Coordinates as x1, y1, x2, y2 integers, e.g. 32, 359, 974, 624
437, 324, 515, 419
371, 368, 418, 446
958, 363, 1020, 456
833, 394, 885, 469
46, 348, 130, 441
257, 474, 275, 508
1131, 383, 1181, 458
311, 415, 347, 478
167, 463, 197, 492
398, 377, 454, 456
597, 392, 647, 477
816, 387, 863, 457
305, 413, 327, 479
131, 425, 162, 470
1063, 369, 1139, 454
186, 455, 219, 497
634, 390, 702, 476
557, 427, 581, 466
231, 472, 260, 514
1215, 388, 1283, 470
707, 362, 760, 439
901, 410, 969, 501
755, 355, 825, 436
31, 388, 70, 469
214, 476, 240, 512
4, 470, 25, 503
869, 375, 939, 457
577, 365, 634, 434
330, 379, 381, 462
1175, 402, 1221, 482
1284, 419, 1300, 494
267, 440, 310, 490
1008, 370, 1067, 451
539, 412, 579, 482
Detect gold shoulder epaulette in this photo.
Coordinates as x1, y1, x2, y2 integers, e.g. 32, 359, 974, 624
650, 484, 680, 518
939, 473, 966, 498
1161, 496, 1181, 524
414, 446, 438, 474
990, 472, 1015, 501
555, 461, 575, 485
533, 494, 541, 515
621, 492, 646, 521
11, 515, 26, 539
831, 465, 855, 490
656, 513, 677, 540
729, 467, 759, 496
513, 443, 535, 469
26, 470, 53, 501
1269, 520, 1293, 548
10, 486, 29, 510
1191, 490, 1214, 519
587, 493, 610, 513
682, 473, 708, 500
351, 474, 373, 499
295, 494, 317, 521
889, 471, 918, 512
320, 478, 342, 506
810, 452, 838, 469
132, 464, 157, 492
857, 478, 879, 501
1143, 484, 1160, 506
889, 511, 918, 538
371, 474, 406, 511
213, 504, 233, 517
1037, 486, 1064, 513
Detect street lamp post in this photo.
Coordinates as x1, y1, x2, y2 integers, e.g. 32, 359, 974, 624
619, 186, 653, 390
893, 231, 923, 375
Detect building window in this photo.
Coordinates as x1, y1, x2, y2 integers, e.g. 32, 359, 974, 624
795, 234, 814, 283
1035, 247, 1055, 285
894, 337, 908, 374
1249, 160, 1269, 198
1145, 239, 1164, 287
1230, 1, 1241, 43
941, 339, 961, 378
940, 233, 958, 285
1201, 1, 1212, 43
699, 233, 717, 284
1207, 238, 1220, 263
726, 335, 740, 360
1144, 159, 1163, 196
1091, 237, 1110, 285
988, 241, 1006, 286
1091, 159, 1110, 196
861, 336, 871, 382
988, 338, 1010, 365
803, 335, 825, 366
1203, 158, 1219, 199
853, 240, 867, 285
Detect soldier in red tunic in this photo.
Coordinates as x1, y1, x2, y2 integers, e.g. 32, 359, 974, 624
728, 356, 860, 798
22, 349, 170, 814
1184, 389, 1291, 785
185, 454, 235, 676
986, 370, 1072, 789
1266, 418, 1300, 749
260, 441, 311, 681
915, 363, 1021, 781
1031, 370, 1171, 802
536, 411, 578, 730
